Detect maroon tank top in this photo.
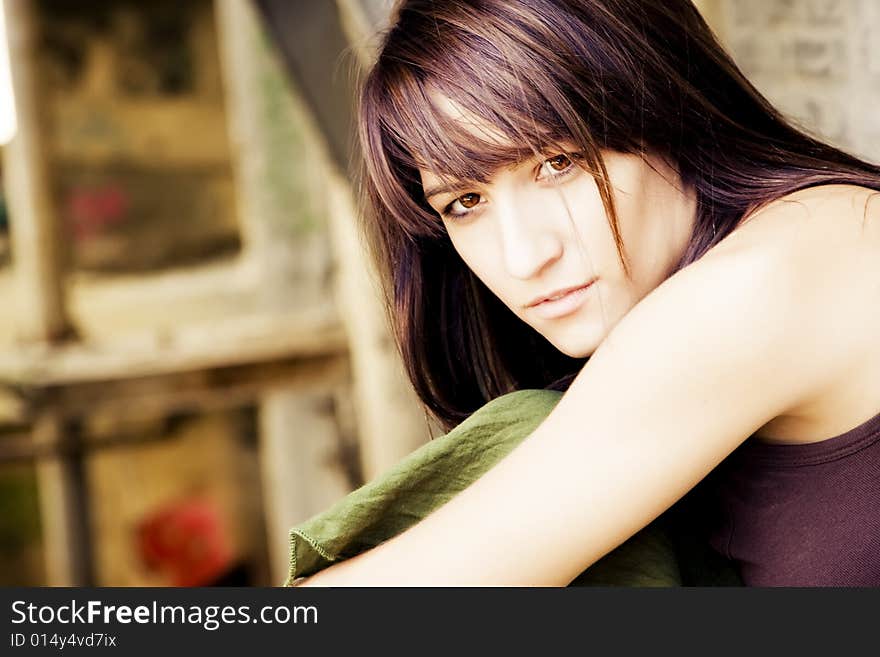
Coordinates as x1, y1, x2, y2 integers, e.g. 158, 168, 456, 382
704, 409, 880, 586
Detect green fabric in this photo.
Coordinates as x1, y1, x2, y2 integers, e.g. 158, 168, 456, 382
285, 388, 741, 587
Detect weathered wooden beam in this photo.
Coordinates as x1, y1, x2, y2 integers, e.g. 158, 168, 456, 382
258, 387, 354, 584
49, 354, 350, 426
1, 0, 88, 587
1, 0, 72, 344
323, 172, 434, 479
0, 310, 345, 386
214, 0, 364, 583
249, 0, 433, 480
32, 414, 94, 586
0, 352, 350, 463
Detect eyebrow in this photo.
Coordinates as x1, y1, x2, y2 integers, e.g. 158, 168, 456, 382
423, 182, 463, 201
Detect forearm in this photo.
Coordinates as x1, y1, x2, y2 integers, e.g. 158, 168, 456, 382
296, 396, 670, 587
293, 426, 575, 585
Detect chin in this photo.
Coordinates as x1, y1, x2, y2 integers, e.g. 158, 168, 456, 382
548, 337, 597, 359
544, 322, 608, 359
560, 346, 594, 359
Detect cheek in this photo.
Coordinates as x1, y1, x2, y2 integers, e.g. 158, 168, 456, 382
448, 234, 507, 296
617, 214, 675, 298
557, 185, 618, 263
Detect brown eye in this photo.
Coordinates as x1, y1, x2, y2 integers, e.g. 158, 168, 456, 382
547, 154, 572, 171
458, 193, 481, 208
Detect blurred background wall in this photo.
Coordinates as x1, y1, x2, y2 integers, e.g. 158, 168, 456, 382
696, 0, 880, 160
0, 0, 876, 587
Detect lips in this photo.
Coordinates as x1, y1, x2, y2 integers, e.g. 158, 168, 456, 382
525, 279, 596, 308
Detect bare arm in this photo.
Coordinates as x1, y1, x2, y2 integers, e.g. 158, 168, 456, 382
300, 235, 838, 586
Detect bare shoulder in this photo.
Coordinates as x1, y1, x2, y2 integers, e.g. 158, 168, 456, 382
707, 183, 880, 442
586, 182, 880, 445
728, 183, 879, 251
707, 183, 880, 321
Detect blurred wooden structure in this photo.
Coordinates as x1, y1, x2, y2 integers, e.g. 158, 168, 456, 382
0, 0, 430, 586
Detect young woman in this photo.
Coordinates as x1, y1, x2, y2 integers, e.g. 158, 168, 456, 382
301, 0, 880, 586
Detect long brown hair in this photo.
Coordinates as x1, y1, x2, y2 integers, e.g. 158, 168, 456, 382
357, 0, 880, 431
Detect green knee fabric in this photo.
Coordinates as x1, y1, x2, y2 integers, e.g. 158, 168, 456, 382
285, 388, 737, 586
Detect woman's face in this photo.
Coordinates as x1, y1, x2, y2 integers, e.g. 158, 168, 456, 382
419, 107, 697, 358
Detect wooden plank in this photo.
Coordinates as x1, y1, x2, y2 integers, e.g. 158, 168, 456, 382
214, 1, 355, 586
246, 0, 434, 479
214, 0, 334, 310
1, 0, 72, 343
32, 413, 94, 586
214, 0, 267, 263
2, 0, 87, 587
0, 310, 346, 386
258, 387, 354, 585
0, 353, 350, 463
324, 173, 433, 479
0, 385, 25, 423
51, 355, 350, 426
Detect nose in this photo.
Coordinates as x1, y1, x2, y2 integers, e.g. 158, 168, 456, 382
496, 195, 564, 280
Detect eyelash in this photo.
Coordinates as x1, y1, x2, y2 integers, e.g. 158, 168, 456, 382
440, 153, 582, 220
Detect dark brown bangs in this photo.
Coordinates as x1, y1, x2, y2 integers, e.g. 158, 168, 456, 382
358, 1, 618, 239
363, 68, 585, 240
